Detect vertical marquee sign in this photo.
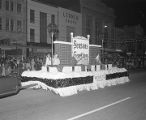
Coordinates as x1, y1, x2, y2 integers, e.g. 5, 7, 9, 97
71, 33, 90, 65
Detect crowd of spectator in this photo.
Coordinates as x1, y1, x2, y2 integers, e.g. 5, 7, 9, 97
0, 56, 42, 76
2, 51, 141, 77
0, 53, 61, 77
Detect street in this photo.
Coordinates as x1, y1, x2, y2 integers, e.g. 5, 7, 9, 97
0, 71, 146, 120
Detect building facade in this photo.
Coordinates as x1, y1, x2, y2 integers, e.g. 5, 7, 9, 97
123, 25, 145, 67
58, 7, 82, 42
26, 0, 58, 57
123, 25, 144, 55
114, 27, 126, 51
27, 0, 82, 57
113, 25, 145, 68
0, 0, 26, 57
80, 0, 115, 48
0, 0, 116, 58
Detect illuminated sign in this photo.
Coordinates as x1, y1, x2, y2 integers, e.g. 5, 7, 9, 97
72, 36, 89, 65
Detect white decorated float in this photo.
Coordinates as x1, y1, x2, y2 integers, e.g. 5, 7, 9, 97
21, 33, 129, 97
21, 65, 129, 97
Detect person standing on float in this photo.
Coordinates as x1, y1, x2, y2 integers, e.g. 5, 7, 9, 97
95, 54, 101, 65
45, 53, 51, 66
53, 54, 60, 65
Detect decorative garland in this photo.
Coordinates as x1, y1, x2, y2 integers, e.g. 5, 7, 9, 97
21, 71, 129, 88
106, 71, 129, 80
21, 68, 130, 96
21, 76, 93, 88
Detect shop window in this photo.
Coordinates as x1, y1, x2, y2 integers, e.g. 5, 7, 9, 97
30, 28, 35, 42
30, 9, 35, 23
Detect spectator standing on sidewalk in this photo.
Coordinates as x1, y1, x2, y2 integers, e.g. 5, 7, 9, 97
2, 63, 5, 76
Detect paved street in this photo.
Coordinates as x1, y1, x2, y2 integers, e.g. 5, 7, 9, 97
0, 71, 146, 120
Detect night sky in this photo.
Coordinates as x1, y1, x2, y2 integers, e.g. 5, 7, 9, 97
102, 0, 146, 34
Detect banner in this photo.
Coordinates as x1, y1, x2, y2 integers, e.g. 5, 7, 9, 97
72, 36, 89, 65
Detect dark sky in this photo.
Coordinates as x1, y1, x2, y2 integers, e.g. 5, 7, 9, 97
102, 0, 146, 34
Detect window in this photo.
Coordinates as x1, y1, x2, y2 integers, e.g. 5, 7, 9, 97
86, 16, 92, 35
17, 3, 22, 13
0, 18, 1, 30
95, 21, 100, 44
6, 0, 9, 11
51, 14, 55, 24
10, 19, 14, 31
10, 1, 13, 11
30, 9, 35, 23
66, 26, 75, 42
85, 16, 92, 43
40, 12, 47, 43
30, 28, 35, 42
0, 0, 2, 9
17, 20, 22, 32
6, 18, 10, 31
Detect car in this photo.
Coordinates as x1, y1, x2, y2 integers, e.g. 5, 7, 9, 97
0, 74, 21, 98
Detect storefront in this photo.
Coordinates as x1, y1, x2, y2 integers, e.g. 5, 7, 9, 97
26, 42, 51, 58
27, 0, 82, 57
0, 39, 23, 58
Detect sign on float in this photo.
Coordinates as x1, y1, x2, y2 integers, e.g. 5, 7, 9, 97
72, 36, 89, 65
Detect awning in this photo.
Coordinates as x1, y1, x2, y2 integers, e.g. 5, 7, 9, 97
0, 45, 16, 50
27, 42, 51, 49
0, 38, 26, 49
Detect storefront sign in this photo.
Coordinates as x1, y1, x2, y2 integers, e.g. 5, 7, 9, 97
59, 7, 81, 26
72, 36, 89, 65
63, 12, 79, 25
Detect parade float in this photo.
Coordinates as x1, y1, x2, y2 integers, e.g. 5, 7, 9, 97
21, 33, 129, 97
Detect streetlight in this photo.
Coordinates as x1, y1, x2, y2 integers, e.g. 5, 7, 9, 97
47, 21, 59, 65
101, 25, 108, 63
104, 25, 108, 28
101, 39, 104, 63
